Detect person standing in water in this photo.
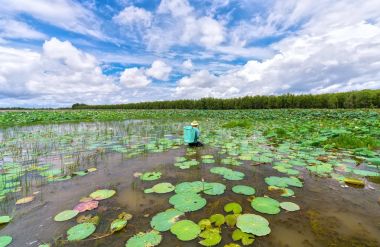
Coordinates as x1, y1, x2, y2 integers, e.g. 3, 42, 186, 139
183, 120, 203, 147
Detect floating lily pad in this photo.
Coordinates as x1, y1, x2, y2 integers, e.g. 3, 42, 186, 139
0, 216, 11, 224
89, 189, 116, 200
236, 214, 271, 236
169, 193, 207, 212
224, 202, 242, 214
0, 236, 12, 247
203, 183, 226, 195
225, 214, 238, 227
209, 214, 225, 227
125, 230, 162, 247
198, 219, 212, 230
251, 197, 280, 215
170, 220, 201, 241
199, 228, 222, 246
265, 176, 303, 188
16, 196, 34, 205
67, 223, 96, 241
232, 229, 255, 245
74, 200, 99, 212
140, 172, 162, 181
210, 167, 245, 180
150, 209, 184, 231
54, 210, 79, 222
232, 185, 255, 195
175, 181, 204, 194
144, 182, 175, 194
280, 202, 300, 211
110, 219, 127, 232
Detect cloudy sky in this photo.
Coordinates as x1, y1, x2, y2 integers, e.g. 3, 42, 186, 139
0, 0, 379, 107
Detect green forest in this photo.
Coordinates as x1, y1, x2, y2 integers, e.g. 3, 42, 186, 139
72, 89, 380, 110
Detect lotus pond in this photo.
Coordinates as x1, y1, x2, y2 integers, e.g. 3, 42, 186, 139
0, 110, 379, 247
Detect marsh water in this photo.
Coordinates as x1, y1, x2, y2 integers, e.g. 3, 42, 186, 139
0, 120, 379, 247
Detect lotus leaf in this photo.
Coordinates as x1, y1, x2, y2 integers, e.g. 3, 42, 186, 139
210, 167, 245, 181
74, 200, 99, 212
175, 181, 204, 194
89, 189, 116, 200
170, 220, 201, 241
169, 193, 206, 212
203, 182, 226, 195
140, 172, 162, 181
125, 230, 162, 247
225, 214, 238, 227
224, 202, 242, 214
232, 185, 255, 195
232, 229, 255, 245
279, 202, 300, 211
67, 223, 96, 241
0, 216, 11, 224
251, 197, 280, 215
198, 219, 212, 230
224, 243, 241, 247
0, 236, 12, 247
199, 228, 222, 246
150, 209, 184, 231
16, 196, 34, 205
110, 218, 127, 232
209, 214, 225, 227
145, 182, 175, 194
265, 176, 303, 188
236, 214, 271, 236
54, 210, 79, 222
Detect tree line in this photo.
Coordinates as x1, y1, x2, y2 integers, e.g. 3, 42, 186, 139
72, 89, 380, 110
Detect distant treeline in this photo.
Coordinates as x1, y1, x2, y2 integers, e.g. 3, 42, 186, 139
72, 89, 380, 109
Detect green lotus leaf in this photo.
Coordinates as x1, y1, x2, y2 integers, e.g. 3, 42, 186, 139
232, 185, 255, 195
140, 172, 162, 181
203, 182, 226, 195
210, 167, 245, 181
54, 210, 79, 222
198, 219, 212, 230
169, 193, 207, 212
224, 202, 242, 214
251, 197, 280, 215
89, 189, 116, 200
279, 202, 300, 211
67, 223, 96, 241
150, 209, 184, 231
201, 155, 214, 159
0, 216, 12, 224
232, 229, 255, 245
209, 214, 225, 227
236, 214, 271, 236
175, 181, 204, 194
265, 176, 303, 188
224, 243, 241, 247
145, 182, 175, 194
110, 219, 127, 233
170, 220, 201, 241
125, 230, 162, 247
225, 214, 238, 227
0, 236, 12, 247
199, 228, 222, 246
38, 244, 50, 247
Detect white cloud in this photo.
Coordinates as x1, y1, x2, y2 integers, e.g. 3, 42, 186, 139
113, 6, 152, 27
0, 19, 47, 40
182, 59, 193, 69
120, 67, 151, 88
0, 0, 105, 39
157, 0, 193, 17
146, 60, 172, 80
0, 38, 117, 106
198, 17, 225, 47
175, 20, 380, 98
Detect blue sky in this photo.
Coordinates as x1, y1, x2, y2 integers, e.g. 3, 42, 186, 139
0, 0, 379, 107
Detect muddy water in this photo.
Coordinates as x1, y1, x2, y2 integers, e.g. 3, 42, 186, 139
0, 121, 379, 247
0, 145, 378, 247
